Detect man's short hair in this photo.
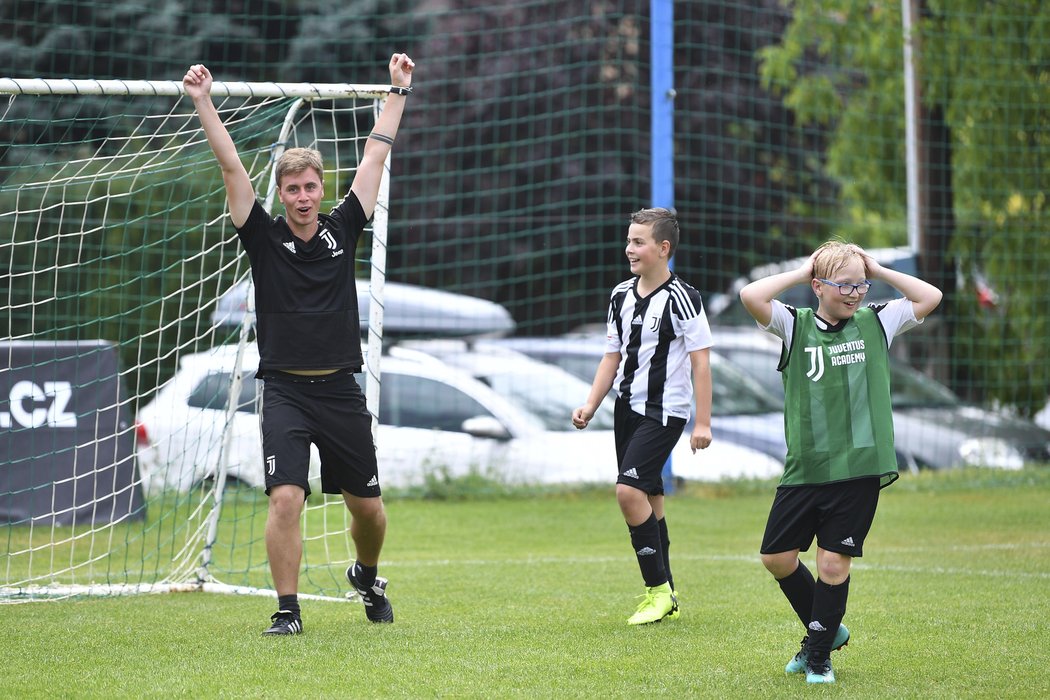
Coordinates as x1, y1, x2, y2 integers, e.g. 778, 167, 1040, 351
631, 207, 680, 256
276, 147, 324, 187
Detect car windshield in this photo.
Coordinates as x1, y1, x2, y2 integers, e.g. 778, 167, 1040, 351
714, 347, 785, 400
710, 360, 783, 415
187, 371, 259, 413
890, 365, 960, 409
478, 363, 615, 432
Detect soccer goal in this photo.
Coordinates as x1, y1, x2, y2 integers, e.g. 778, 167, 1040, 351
0, 77, 393, 603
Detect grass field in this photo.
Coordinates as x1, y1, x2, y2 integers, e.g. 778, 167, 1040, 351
7, 468, 1050, 699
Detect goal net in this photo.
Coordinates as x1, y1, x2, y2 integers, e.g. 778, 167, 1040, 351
0, 77, 392, 603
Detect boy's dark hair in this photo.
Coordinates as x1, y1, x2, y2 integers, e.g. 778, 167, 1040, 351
631, 207, 680, 256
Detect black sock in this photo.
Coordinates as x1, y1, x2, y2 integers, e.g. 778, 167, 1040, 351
657, 517, 674, 591
277, 594, 300, 617
628, 514, 667, 588
354, 561, 378, 588
777, 559, 816, 628
808, 576, 850, 664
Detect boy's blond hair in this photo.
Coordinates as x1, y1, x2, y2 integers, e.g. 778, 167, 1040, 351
275, 147, 324, 187
631, 207, 680, 256
812, 240, 869, 280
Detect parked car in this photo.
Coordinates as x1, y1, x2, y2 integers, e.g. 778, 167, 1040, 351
135, 342, 783, 495
1036, 403, 1050, 432
710, 327, 1050, 472
211, 278, 516, 338
437, 336, 789, 464
136, 345, 315, 494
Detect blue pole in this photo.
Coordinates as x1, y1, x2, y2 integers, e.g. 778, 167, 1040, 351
651, 0, 674, 209
651, 0, 676, 494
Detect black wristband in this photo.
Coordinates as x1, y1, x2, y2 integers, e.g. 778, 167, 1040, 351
389, 86, 412, 96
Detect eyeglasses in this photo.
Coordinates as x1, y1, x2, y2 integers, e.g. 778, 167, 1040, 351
818, 278, 871, 296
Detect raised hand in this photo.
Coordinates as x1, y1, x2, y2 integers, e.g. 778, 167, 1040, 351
389, 53, 415, 88
183, 64, 213, 100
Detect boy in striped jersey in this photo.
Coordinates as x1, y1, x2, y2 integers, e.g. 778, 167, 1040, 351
573, 208, 714, 625
739, 240, 941, 683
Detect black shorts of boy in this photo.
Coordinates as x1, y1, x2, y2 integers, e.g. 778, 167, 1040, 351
760, 476, 881, 557
258, 369, 380, 499
613, 397, 686, 496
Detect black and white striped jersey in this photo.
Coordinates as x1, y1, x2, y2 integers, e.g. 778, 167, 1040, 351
604, 274, 714, 425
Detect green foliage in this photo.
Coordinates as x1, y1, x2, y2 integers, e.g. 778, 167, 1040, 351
0, 0, 423, 82
0, 119, 251, 403
758, 0, 906, 242
927, 1, 1050, 413
2, 1, 1046, 413
759, 0, 1050, 411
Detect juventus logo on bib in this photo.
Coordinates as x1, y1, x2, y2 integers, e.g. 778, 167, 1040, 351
804, 346, 825, 382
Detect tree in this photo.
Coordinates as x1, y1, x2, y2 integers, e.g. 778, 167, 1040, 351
673, 0, 834, 289
757, 0, 1050, 414
391, 0, 652, 333
393, 0, 818, 330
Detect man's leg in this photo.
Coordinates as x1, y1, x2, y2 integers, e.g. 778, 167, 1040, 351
344, 492, 387, 565
344, 492, 393, 623
266, 484, 306, 592
263, 484, 306, 635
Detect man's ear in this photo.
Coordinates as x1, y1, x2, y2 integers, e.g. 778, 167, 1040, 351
660, 239, 672, 258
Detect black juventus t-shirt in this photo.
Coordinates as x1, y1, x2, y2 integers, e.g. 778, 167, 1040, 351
235, 192, 369, 371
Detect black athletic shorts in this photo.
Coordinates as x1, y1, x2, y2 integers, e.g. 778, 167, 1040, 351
613, 397, 686, 496
760, 477, 880, 557
258, 369, 380, 499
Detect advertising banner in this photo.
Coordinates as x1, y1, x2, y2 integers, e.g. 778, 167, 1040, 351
0, 341, 144, 525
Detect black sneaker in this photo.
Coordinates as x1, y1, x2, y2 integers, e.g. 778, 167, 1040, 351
263, 610, 303, 635
346, 564, 394, 623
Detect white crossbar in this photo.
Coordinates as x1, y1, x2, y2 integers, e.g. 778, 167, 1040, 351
0, 77, 390, 99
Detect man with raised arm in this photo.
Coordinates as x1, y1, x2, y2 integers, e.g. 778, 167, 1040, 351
183, 53, 414, 634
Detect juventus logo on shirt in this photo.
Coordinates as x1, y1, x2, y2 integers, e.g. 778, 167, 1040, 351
805, 346, 826, 382
319, 229, 337, 250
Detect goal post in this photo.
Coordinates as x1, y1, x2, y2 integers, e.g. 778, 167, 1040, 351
0, 78, 393, 603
